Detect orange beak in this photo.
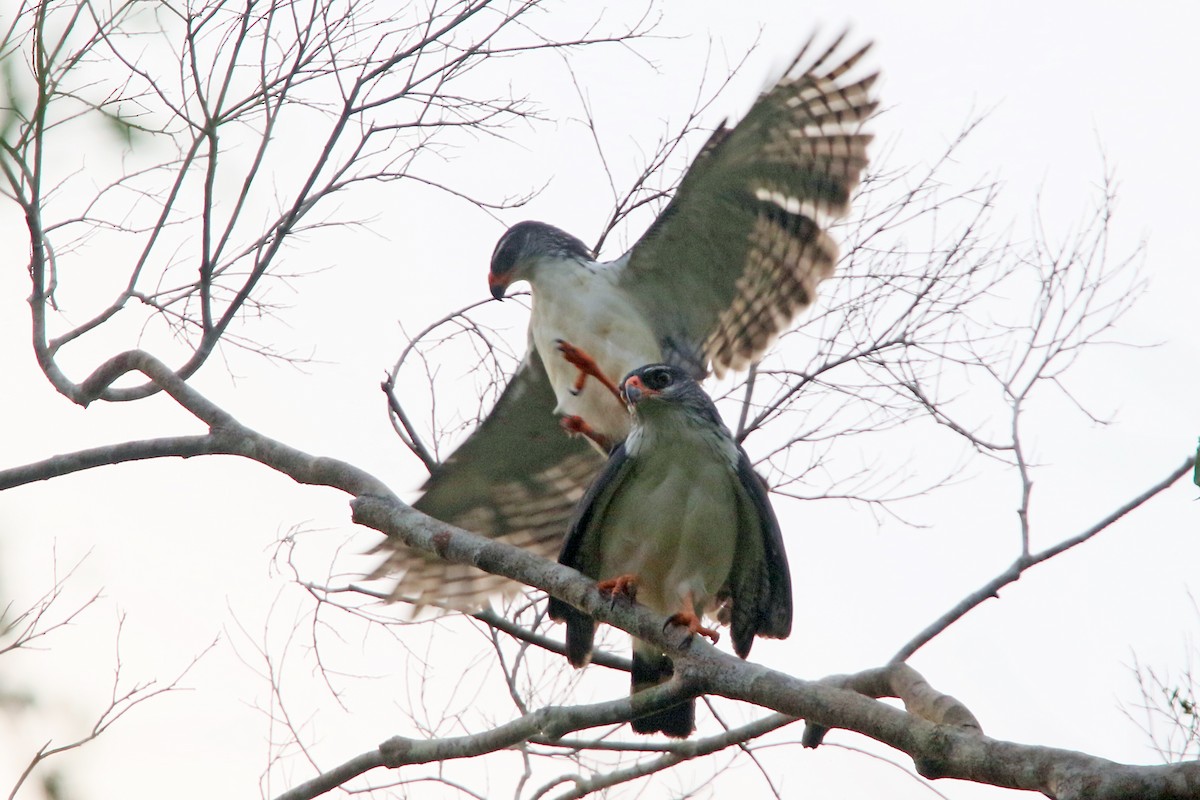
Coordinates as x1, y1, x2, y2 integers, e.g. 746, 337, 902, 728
621, 375, 659, 405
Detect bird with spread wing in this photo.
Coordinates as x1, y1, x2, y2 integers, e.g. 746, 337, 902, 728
548, 364, 792, 737
372, 33, 877, 607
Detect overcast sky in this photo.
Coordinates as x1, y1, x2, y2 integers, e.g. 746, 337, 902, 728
1, 2, 1197, 798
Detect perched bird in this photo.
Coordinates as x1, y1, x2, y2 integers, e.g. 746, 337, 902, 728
548, 364, 792, 738
372, 33, 876, 607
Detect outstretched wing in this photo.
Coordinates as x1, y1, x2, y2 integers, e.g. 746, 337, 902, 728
370, 347, 605, 609
374, 34, 874, 610
620, 33, 877, 377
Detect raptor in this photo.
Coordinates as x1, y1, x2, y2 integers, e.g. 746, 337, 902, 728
373, 33, 876, 606
548, 364, 792, 737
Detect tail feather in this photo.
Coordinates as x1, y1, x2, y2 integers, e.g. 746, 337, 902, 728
630, 642, 694, 738
548, 596, 595, 668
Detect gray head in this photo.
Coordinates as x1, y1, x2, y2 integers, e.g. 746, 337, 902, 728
619, 363, 724, 428
487, 221, 593, 300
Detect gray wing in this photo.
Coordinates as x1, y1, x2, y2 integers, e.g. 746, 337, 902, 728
619, 33, 877, 377
547, 441, 635, 666
726, 449, 793, 659
370, 347, 605, 609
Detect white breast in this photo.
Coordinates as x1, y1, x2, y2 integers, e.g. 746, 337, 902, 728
527, 258, 662, 441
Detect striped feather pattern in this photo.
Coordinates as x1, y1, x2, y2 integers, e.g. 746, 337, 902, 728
371, 33, 875, 611
623, 32, 876, 379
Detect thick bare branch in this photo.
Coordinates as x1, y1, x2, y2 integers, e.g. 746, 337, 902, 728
352, 488, 1200, 799
802, 662, 981, 748
3, 7, 1193, 799
684, 646, 1200, 800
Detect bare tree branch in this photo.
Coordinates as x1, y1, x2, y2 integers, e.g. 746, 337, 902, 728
891, 456, 1196, 664
2, 5, 1194, 798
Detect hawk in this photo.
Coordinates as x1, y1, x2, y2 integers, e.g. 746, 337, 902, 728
372, 33, 876, 607
548, 364, 792, 738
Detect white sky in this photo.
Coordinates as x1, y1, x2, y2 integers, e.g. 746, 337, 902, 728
1, 2, 1198, 798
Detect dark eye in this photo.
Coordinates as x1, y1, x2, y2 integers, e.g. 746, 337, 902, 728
646, 368, 673, 390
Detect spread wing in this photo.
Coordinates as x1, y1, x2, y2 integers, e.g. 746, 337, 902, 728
370, 347, 605, 609
619, 32, 877, 377
373, 33, 873, 611
726, 449, 793, 659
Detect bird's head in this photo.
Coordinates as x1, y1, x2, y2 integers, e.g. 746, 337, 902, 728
621, 364, 729, 441
620, 364, 682, 406
620, 364, 714, 414
487, 221, 593, 300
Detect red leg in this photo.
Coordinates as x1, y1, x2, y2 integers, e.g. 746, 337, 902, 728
666, 594, 720, 645
597, 573, 638, 600
560, 415, 613, 451
555, 339, 624, 403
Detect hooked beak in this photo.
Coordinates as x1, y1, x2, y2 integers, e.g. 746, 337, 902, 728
621, 375, 657, 406
488, 272, 509, 301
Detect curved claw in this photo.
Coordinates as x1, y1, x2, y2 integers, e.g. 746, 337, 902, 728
560, 415, 613, 451
555, 339, 623, 403
597, 574, 638, 601
665, 610, 720, 645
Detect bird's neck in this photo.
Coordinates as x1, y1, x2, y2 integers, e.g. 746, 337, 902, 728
627, 404, 737, 465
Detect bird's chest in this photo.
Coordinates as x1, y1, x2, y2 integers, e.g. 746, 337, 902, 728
598, 426, 741, 614
529, 266, 661, 438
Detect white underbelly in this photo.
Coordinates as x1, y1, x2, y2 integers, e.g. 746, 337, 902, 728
530, 270, 662, 441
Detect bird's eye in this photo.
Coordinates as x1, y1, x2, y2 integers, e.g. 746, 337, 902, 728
646, 368, 672, 390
